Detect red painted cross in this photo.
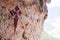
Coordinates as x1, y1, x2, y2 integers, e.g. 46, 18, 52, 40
10, 6, 22, 33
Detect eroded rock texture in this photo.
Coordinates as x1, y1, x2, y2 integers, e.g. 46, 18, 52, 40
0, 0, 49, 40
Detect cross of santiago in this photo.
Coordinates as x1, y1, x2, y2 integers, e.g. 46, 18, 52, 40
10, 6, 21, 32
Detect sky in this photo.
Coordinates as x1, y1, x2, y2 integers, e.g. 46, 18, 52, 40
44, 0, 60, 38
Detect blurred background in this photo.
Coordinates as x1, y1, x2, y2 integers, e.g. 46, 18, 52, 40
41, 0, 60, 40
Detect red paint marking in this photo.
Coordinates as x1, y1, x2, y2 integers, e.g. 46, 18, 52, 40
14, 16, 18, 33
15, 6, 19, 11
18, 11, 22, 15
10, 10, 18, 33
10, 10, 14, 16
10, 6, 22, 33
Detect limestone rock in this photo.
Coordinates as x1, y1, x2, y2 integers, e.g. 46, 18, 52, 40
0, 0, 48, 40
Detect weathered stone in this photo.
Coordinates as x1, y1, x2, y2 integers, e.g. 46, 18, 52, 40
0, 0, 50, 40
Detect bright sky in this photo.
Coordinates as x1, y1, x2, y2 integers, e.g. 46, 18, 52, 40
47, 0, 60, 8
44, 0, 60, 39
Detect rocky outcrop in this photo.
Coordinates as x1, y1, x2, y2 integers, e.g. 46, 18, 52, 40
0, 0, 49, 40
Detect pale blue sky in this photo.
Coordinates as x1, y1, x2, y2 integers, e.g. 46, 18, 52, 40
44, 0, 60, 38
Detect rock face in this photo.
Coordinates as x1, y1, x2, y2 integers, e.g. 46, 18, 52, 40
0, 0, 48, 40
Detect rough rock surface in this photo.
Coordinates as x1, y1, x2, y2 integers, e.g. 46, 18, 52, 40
0, 0, 48, 40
